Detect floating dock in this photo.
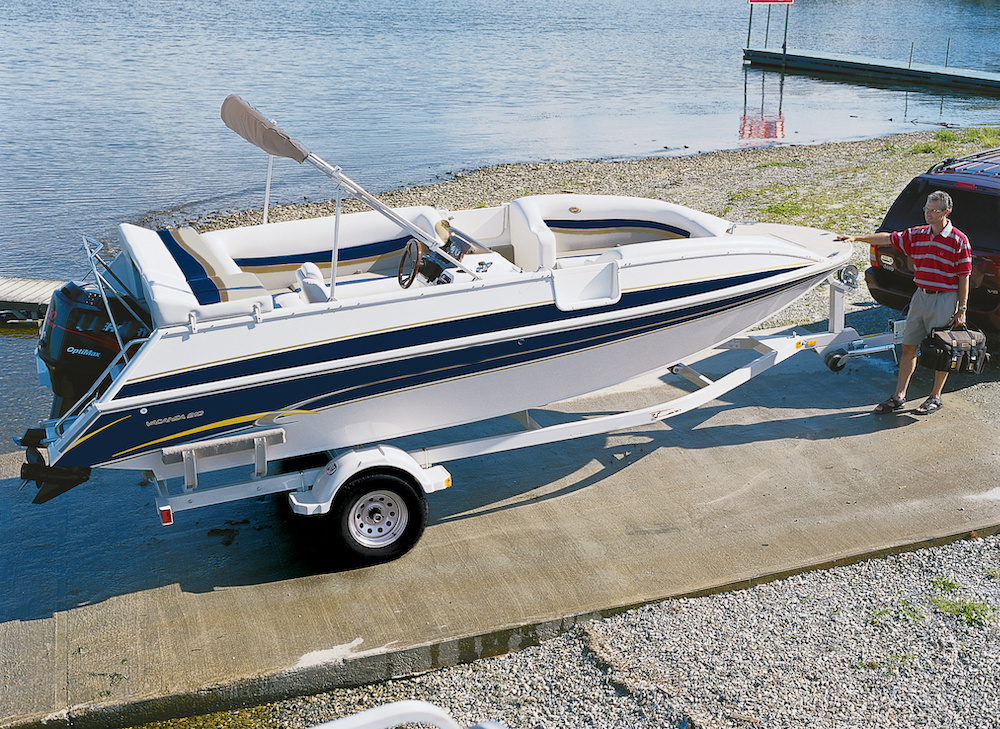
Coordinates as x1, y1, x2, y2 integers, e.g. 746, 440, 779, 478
744, 47, 1000, 93
0, 276, 64, 321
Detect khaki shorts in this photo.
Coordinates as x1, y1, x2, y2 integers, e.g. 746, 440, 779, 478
903, 288, 958, 346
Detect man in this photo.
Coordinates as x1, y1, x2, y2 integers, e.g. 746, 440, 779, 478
838, 190, 972, 415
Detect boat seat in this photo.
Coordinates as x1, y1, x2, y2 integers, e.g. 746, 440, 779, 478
296, 262, 330, 303
202, 206, 447, 291
271, 289, 302, 308
288, 263, 405, 304
508, 197, 558, 271
118, 223, 274, 328
162, 227, 272, 304
508, 194, 735, 273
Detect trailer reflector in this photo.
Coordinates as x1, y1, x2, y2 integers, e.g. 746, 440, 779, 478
158, 504, 174, 526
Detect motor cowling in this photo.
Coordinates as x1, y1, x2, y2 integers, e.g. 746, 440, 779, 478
38, 282, 149, 417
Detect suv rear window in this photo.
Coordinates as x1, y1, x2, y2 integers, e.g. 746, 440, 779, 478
879, 180, 1000, 253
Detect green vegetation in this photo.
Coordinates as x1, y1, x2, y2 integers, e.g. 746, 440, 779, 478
928, 595, 998, 627
755, 159, 806, 169
933, 129, 960, 143
764, 197, 806, 218
905, 125, 1000, 158
961, 125, 1000, 146
929, 575, 960, 594
905, 140, 946, 156
927, 575, 997, 627
867, 606, 891, 625
858, 652, 915, 675
895, 599, 924, 624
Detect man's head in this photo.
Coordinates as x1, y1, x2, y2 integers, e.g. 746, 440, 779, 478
923, 191, 953, 229
925, 190, 953, 214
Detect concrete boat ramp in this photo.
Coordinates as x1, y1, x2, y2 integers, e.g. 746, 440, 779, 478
3, 339, 1000, 729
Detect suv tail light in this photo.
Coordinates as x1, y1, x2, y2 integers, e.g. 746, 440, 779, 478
870, 243, 880, 268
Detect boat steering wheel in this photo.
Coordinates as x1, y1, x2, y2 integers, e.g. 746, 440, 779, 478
397, 239, 422, 289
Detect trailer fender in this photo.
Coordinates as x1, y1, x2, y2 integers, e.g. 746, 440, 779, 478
287, 445, 450, 516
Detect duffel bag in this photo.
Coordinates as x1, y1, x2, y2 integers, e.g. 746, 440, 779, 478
919, 326, 989, 374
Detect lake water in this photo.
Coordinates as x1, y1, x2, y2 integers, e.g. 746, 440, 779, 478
1, 0, 999, 445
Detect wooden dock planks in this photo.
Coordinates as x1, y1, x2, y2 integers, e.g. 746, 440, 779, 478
0, 276, 65, 320
744, 48, 1000, 93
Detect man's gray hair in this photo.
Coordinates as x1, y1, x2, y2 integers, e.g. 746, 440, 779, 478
928, 190, 953, 212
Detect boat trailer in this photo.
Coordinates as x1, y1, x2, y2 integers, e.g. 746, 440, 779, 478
117, 265, 901, 563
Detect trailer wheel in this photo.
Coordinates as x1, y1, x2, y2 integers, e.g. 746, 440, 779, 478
330, 472, 428, 563
825, 349, 849, 372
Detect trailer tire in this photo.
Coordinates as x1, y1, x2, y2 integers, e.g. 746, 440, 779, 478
330, 471, 428, 564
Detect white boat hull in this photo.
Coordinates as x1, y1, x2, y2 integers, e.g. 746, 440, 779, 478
37, 195, 849, 481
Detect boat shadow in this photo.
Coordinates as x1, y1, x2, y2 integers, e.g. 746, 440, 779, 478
428, 334, 999, 524
2, 336, 995, 622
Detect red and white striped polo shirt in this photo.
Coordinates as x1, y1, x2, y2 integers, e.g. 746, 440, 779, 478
890, 221, 972, 292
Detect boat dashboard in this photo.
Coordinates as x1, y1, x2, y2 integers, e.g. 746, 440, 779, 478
399, 226, 518, 289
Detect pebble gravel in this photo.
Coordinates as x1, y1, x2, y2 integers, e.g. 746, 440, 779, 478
172, 536, 1000, 729
139, 130, 1000, 729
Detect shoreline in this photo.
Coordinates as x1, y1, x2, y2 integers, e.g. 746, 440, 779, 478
190, 127, 993, 349
193, 129, 952, 236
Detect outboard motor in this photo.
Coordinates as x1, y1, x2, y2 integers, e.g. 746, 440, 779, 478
37, 281, 149, 418
17, 281, 150, 502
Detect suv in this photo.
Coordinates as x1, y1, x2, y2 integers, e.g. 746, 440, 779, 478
864, 147, 1000, 331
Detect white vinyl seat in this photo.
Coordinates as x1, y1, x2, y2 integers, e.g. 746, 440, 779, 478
296, 262, 330, 303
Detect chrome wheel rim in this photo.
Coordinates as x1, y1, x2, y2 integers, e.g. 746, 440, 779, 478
347, 489, 409, 548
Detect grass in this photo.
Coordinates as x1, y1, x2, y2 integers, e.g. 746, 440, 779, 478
929, 575, 960, 594
764, 197, 806, 218
927, 574, 997, 627
756, 159, 806, 169
905, 125, 1000, 158
928, 595, 998, 627
867, 606, 891, 625
906, 140, 947, 156
960, 126, 1000, 146
858, 652, 915, 675
896, 599, 924, 624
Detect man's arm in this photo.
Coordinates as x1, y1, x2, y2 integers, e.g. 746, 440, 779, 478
835, 231, 893, 245
952, 275, 970, 326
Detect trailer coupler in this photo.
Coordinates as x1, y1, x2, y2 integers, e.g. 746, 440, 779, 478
821, 319, 906, 372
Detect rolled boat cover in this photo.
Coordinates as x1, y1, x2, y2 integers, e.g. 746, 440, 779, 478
221, 95, 310, 163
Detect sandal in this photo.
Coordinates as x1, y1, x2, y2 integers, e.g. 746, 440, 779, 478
873, 396, 906, 414
914, 397, 943, 415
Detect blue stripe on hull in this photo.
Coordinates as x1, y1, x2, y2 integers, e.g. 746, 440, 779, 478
117, 267, 800, 400
59, 273, 811, 468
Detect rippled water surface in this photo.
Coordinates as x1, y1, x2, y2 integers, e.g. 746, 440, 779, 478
1, 0, 999, 443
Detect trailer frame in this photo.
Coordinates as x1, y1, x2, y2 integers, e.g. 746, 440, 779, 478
146, 270, 901, 556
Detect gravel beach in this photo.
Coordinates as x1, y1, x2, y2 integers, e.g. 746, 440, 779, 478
121, 128, 1000, 729
202, 536, 1000, 729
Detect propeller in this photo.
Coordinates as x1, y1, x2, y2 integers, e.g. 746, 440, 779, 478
19, 446, 45, 491
19, 446, 90, 504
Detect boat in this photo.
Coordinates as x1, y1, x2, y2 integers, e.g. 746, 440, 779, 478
16, 96, 854, 559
